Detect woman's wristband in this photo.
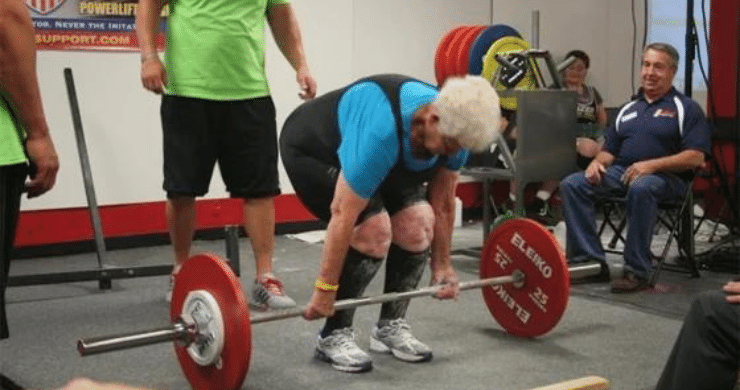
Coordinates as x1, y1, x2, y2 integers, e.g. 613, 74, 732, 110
315, 279, 339, 292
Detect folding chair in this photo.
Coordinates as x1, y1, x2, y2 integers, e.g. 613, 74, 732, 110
598, 198, 627, 251
596, 174, 700, 285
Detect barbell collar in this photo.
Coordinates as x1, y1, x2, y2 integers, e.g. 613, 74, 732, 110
78, 319, 191, 356
494, 53, 519, 72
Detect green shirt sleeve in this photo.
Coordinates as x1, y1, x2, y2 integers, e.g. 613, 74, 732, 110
0, 96, 27, 166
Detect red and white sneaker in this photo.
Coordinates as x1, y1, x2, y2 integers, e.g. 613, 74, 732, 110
250, 275, 296, 311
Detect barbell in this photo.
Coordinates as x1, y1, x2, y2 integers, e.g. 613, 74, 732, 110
77, 218, 611, 390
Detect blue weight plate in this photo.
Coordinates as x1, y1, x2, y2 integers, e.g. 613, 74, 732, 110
467, 24, 521, 75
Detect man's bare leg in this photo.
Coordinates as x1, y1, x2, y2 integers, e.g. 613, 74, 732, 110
166, 196, 195, 276
243, 196, 296, 309
243, 197, 275, 277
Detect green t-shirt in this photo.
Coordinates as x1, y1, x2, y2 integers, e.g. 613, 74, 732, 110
165, 0, 291, 100
0, 97, 26, 167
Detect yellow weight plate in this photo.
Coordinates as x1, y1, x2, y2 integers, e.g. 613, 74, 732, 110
481, 36, 537, 110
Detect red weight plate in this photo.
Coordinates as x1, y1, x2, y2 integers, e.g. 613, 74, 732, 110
454, 25, 487, 76
479, 218, 569, 338
444, 26, 478, 79
171, 253, 252, 390
434, 26, 468, 86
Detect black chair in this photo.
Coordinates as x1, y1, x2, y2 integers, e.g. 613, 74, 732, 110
596, 174, 700, 286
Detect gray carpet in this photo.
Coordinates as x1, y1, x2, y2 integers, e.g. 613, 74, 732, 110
1, 220, 736, 390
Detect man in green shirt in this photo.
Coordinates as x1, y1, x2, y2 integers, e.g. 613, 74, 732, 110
1, 0, 60, 387
136, 0, 316, 308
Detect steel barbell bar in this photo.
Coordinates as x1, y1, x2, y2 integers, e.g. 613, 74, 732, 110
77, 262, 604, 356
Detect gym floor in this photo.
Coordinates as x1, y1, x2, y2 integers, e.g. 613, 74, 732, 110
0, 218, 735, 390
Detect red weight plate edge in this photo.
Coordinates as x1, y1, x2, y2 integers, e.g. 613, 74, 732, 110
444, 26, 478, 79
479, 218, 570, 337
454, 25, 487, 76
171, 253, 252, 390
434, 25, 469, 86
434, 28, 458, 86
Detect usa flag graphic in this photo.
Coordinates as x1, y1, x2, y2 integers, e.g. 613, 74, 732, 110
26, 0, 66, 15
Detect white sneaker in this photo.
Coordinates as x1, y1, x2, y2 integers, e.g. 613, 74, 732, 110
370, 318, 433, 362
250, 276, 296, 311
315, 328, 373, 373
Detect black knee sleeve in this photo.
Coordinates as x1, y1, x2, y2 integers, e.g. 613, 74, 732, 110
321, 247, 383, 337
379, 243, 429, 322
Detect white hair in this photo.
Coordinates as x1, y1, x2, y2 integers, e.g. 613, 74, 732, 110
434, 75, 501, 153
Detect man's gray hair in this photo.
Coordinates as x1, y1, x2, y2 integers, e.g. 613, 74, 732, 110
435, 75, 501, 153
645, 42, 680, 70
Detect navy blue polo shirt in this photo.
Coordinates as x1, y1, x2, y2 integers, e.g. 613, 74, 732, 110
603, 87, 711, 167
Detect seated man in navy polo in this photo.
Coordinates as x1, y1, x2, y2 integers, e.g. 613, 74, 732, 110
559, 42, 711, 293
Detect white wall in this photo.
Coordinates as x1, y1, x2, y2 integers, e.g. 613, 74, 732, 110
34, 51, 163, 210
26, 0, 646, 212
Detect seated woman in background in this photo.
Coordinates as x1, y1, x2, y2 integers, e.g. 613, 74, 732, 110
520, 49, 608, 225
562, 49, 608, 169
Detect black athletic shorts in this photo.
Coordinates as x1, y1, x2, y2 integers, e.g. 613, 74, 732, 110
161, 95, 281, 199
1, 163, 27, 339
280, 123, 426, 224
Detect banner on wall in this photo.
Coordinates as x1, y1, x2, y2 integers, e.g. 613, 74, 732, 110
27, 0, 166, 51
